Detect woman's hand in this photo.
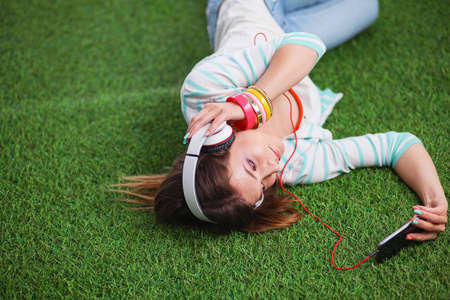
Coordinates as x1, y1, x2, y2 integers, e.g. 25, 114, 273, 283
406, 198, 448, 241
186, 102, 244, 140
394, 143, 448, 242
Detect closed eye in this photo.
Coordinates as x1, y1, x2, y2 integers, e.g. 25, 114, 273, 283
248, 159, 256, 171
244, 160, 265, 200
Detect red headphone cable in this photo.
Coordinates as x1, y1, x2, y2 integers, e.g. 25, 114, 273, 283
251, 33, 376, 269
279, 93, 377, 270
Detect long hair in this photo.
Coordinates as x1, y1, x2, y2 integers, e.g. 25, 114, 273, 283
115, 150, 302, 233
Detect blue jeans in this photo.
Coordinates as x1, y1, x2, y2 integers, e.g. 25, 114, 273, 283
206, 0, 379, 51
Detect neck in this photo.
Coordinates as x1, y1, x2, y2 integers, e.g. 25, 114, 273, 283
257, 91, 299, 138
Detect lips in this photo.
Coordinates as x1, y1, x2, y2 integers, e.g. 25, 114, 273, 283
270, 147, 281, 162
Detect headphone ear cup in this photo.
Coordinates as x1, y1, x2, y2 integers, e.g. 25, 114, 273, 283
201, 132, 235, 153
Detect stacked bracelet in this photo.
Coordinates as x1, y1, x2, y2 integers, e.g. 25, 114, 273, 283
242, 94, 263, 127
247, 85, 273, 118
226, 85, 273, 131
243, 92, 266, 123
226, 94, 257, 130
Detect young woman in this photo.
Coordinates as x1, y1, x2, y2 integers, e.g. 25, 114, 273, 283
120, 0, 447, 240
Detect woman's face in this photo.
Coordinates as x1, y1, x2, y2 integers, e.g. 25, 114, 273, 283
227, 130, 285, 206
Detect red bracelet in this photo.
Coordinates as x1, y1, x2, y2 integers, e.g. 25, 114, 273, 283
226, 94, 257, 130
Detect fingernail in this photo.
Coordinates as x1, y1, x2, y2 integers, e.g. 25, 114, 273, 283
183, 132, 190, 145
414, 209, 422, 215
406, 236, 413, 240
205, 131, 210, 137
412, 220, 419, 225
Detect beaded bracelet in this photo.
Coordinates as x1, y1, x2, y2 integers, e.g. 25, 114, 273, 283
226, 94, 257, 130
248, 85, 273, 114
242, 94, 263, 128
243, 91, 266, 124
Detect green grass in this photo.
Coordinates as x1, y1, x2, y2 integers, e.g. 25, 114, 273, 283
1, 0, 449, 298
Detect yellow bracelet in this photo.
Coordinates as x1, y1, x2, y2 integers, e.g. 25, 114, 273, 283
249, 85, 273, 115
242, 94, 263, 128
247, 88, 272, 119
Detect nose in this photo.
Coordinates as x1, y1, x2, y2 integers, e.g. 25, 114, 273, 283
266, 155, 280, 171
265, 154, 280, 172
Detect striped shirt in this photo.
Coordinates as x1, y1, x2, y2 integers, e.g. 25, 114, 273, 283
180, 32, 421, 185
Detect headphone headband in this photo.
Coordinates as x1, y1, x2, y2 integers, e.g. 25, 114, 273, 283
182, 122, 234, 223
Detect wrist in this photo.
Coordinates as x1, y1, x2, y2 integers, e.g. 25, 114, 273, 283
226, 94, 257, 130
225, 102, 246, 121
226, 88, 273, 131
423, 194, 448, 209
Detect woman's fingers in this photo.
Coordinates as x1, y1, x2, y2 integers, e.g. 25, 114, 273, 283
187, 104, 221, 138
413, 208, 447, 226
407, 203, 448, 241
202, 104, 228, 136
207, 114, 228, 136
185, 102, 244, 139
413, 205, 448, 226
410, 216, 446, 233
406, 231, 438, 242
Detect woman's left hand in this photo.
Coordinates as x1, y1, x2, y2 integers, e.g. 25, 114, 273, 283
406, 198, 448, 241
394, 144, 447, 242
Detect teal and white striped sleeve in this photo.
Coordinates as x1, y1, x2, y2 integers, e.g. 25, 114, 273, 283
278, 32, 326, 63
180, 32, 326, 124
281, 132, 422, 186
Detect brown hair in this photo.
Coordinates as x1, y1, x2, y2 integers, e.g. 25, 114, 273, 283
115, 150, 302, 233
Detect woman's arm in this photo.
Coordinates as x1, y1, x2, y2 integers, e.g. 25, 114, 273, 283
280, 131, 446, 241
394, 143, 448, 241
187, 44, 319, 137
252, 43, 318, 100
184, 32, 325, 137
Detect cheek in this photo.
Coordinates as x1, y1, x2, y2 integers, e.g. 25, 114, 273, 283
244, 138, 266, 156
232, 177, 260, 205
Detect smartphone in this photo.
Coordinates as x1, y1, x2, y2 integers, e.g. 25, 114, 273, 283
375, 219, 424, 263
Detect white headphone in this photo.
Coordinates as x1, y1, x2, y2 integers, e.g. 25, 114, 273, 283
182, 122, 235, 223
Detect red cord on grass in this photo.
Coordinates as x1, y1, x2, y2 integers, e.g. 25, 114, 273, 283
250, 33, 372, 269
279, 93, 372, 270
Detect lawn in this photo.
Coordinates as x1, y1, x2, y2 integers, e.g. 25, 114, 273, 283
1, 0, 449, 298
